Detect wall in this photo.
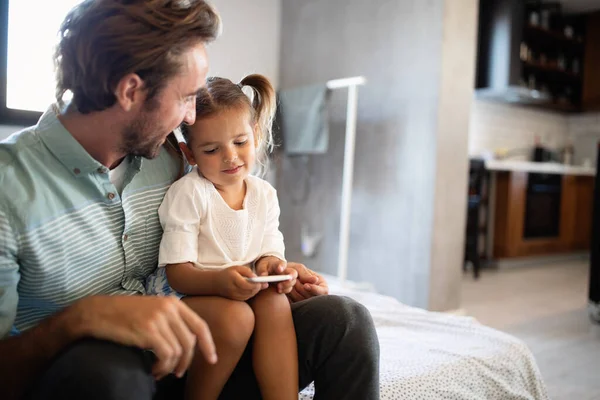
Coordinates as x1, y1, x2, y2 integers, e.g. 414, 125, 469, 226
277, 0, 477, 310
468, 99, 600, 167
207, 0, 281, 86
569, 112, 600, 166
0, 0, 282, 140
468, 99, 570, 159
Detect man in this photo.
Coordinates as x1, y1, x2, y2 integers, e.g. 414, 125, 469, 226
0, 1, 379, 399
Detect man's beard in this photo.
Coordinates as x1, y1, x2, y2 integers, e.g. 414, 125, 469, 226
120, 109, 167, 159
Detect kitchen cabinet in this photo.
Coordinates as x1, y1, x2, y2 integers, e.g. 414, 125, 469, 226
583, 12, 600, 111
493, 171, 594, 258
476, 0, 590, 112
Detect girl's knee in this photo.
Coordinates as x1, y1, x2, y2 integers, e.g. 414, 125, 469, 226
251, 287, 291, 319
219, 299, 255, 346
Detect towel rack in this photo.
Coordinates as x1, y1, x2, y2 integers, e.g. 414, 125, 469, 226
326, 76, 366, 284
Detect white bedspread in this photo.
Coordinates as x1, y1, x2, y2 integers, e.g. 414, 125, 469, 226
299, 281, 549, 400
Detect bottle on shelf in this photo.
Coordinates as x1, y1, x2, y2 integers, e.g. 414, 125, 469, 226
557, 54, 566, 70
520, 42, 529, 61
529, 10, 540, 26
528, 74, 537, 90
564, 25, 574, 38
572, 58, 581, 75
562, 140, 574, 165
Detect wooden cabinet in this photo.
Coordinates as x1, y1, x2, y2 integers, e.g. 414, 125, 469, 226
583, 12, 600, 111
493, 171, 594, 258
572, 175, 595, 249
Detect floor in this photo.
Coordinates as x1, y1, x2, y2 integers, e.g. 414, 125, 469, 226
461, 259, 600, 400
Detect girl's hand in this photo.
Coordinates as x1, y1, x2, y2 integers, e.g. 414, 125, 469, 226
217, 265, 266, 301
255, 256, 297, 294
255, 256, 286, 276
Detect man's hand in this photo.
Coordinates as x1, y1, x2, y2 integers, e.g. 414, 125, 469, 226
286, 262, 329, 303
74, 295, 217, 380
216, 265, 266, 301
255, 256, 298, 294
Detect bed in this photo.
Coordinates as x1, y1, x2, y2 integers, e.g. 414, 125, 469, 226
299, 277, 549, 399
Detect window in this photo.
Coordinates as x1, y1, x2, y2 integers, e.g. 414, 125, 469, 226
1, 0, 83, 125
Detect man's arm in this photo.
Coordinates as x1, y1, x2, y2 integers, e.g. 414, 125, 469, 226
1, 296, 218, 400
1, 208, 83, 399
1, 209, 217, 399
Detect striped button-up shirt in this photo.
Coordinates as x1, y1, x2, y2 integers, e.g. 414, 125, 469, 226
0, 106, 181, 337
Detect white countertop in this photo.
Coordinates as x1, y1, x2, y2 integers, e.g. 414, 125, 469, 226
485, 160, 596, 176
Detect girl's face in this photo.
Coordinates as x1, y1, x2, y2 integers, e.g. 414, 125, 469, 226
181, 107, 257, 189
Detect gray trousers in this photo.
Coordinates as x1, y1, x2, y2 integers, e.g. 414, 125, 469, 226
27, 295, 380, 400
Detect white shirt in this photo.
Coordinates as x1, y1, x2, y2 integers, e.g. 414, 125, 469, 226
109, 156, 130, 195
157, 168, 285, 269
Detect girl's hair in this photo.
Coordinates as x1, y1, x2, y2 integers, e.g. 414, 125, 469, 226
54, 0, 221, 113
181, 74, 276, 177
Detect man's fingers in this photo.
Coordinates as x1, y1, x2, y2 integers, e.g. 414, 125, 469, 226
169, 312, 197, 377
301, 274, 319, 284
179, 304, 217, 365
293, 280, 311, 299
288, 288, 304, 303
293, 265, 319, 284
148, 322, 179, 379
306, 283, 329, 296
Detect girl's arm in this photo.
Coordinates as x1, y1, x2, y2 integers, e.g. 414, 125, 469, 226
165, 263, 223, 295
167, 263, 266, 300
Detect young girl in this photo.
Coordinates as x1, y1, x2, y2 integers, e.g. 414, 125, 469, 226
146, 74, 298, 400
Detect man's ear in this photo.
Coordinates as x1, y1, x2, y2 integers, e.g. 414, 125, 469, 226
179, 142, 197, 166
114, 73, 144, 112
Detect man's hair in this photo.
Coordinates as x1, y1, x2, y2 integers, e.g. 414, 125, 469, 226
54, 0, 221, 113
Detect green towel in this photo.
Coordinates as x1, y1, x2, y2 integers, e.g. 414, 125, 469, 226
278, 84, 329, 155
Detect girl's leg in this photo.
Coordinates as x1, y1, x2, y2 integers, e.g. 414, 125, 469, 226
249, 287, 298, 400
181, 296, 254, 400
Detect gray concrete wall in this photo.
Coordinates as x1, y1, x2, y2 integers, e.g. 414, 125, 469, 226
277, 0, 446, 308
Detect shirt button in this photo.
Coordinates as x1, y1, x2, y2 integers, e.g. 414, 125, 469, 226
107, 192, 115, 200
97, 167, 107, 174
73, 168, 81, 175
123, 234, 129, 241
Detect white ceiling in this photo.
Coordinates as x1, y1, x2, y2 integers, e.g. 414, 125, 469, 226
558, 0, 600, 14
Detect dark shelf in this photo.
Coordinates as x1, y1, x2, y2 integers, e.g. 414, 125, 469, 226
525, 25, 584, 48
522, 60, 582, 81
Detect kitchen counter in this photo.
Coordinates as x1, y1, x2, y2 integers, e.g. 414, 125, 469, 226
485, 159, 596, 176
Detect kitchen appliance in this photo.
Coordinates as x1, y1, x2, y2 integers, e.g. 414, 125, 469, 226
523, 173, 562, 239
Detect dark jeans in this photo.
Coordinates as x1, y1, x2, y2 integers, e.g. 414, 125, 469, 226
27, 295, 380, 400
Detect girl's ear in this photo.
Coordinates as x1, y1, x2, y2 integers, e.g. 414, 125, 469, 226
179, 142, 197, 166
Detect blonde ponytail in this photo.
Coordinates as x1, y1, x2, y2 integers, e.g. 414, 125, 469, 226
239, 74, 276, 177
